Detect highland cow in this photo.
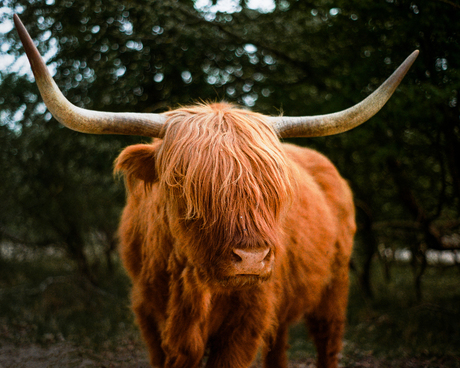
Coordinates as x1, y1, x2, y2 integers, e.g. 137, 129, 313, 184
14, 14, 418, 368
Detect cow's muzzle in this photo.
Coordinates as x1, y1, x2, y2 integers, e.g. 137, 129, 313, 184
231, 248, 273, 276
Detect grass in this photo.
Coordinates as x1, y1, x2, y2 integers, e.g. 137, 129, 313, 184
1, 247, 459, 364
345, 263, 460, 358
0, 250, 136, 350
287, 262, 460, 362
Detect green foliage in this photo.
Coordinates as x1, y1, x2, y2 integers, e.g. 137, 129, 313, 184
0, 251, 134, 349
346, 265, 460, 357
287, 265, 460, 362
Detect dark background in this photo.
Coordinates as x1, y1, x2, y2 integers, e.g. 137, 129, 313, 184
0, 0, 459, 366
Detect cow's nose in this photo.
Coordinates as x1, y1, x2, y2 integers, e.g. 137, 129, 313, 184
232, 248, 271, 275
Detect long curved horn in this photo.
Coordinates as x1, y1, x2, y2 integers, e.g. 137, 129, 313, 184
270, 50, 419, 138
14, 14, 166, 137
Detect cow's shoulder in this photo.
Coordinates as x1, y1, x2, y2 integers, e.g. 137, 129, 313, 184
281, 142, 354, 218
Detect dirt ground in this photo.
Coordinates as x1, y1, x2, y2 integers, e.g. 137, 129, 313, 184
0, 341, 459, 368
0, 341, 150, 368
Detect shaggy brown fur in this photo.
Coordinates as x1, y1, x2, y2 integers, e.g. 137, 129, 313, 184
115, 102, 356, 368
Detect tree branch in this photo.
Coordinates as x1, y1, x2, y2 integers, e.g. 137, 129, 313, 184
173, 3, 327, 88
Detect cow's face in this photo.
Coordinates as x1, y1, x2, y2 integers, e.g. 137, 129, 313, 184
126, 103, 293, 288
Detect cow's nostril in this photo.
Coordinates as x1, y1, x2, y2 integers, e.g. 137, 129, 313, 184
232, 252, 243, 263
263, 249, 272, 261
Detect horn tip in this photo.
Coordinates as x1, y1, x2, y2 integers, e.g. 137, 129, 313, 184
13, 14, 24, 31
13, 13, 31, 50
13, 13, 49, 82
407, 50, 420, 65
401, 50, 419, 74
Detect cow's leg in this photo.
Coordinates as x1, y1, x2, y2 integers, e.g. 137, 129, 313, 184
262, 323, 289, 368
161, 265, 211, 368
306, 316, 344, 368
205, 291, 273, 368
205, 325, 263, 368
306, 270, 349, 368
130, 282, 168, 368
133, 302, 166, 368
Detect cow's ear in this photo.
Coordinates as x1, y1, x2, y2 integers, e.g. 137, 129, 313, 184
115, 144, 158, 184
